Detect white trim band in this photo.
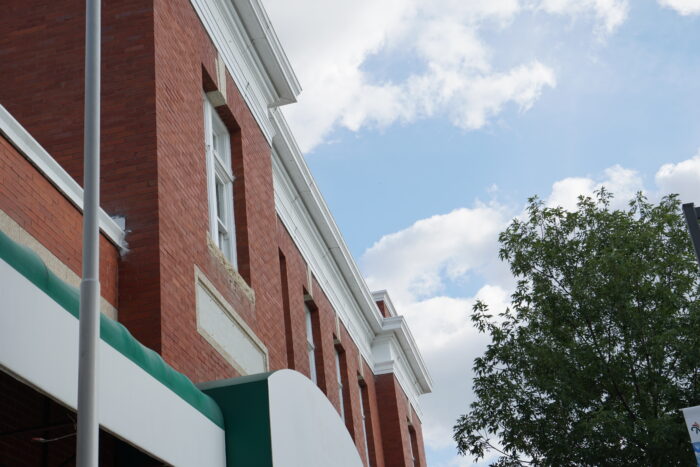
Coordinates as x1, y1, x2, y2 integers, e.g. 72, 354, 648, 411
0, 104, 126, 249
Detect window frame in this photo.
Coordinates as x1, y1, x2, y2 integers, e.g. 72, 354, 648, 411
335, 348, 345, 421
204, 95, 237, 267
358, 380, 370, 465
305, 303, 317, 384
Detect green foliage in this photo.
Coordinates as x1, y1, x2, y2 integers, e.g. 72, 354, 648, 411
454, 190, 700, 466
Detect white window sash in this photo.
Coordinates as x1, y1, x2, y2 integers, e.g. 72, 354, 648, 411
204, 95, 237, 267
336, 350, 344, 421
359, 383, 370, 464
305, 305, 317, 384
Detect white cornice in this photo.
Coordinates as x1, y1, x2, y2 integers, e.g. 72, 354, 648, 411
270, 109, 432, 413
231, 0, 301, 105
379, 316, 433, 393
0, 104, 126, 250
372, 334, 426, 421
188, 0, 301, 143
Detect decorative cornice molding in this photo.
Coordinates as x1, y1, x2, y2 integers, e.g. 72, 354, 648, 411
379, 316, 433, 393
231, 0, 301, 105
270, 109, 432, 414
0, 104, 126, 250
189, 0, 301, 143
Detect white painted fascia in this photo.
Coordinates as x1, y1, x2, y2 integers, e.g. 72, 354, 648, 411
0, 104, 126, 250
273, 151, 375, 363
231, 0, 301, 105
189, 0, 301, 143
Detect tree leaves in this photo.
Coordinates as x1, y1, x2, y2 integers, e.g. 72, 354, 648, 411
454, 191, 700, 466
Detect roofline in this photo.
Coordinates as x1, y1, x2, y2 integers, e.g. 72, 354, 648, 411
380, 316, 433, 393
231, 0, 302, 106
270, 109, 432, 395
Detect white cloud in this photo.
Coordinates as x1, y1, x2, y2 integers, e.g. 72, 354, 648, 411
405, 287, 510, 451
263, 0, 630, 152
538, 0, 629, 35
363, 203, 511, 303
357, 154, 700, 461
546, 164, 643, 210
658, 0, 700, 15
360, 201, 513, 457
655, 150, 700, 202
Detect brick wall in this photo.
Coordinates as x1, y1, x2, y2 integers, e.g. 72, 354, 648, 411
0, 134, 119, 307
0, 1, 427, 465
150, 0, 288, 382
376, 373, 427, 467
0, 0, 161, 351
278, 219, 399, 467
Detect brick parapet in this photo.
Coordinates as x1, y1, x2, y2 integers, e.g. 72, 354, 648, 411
0, 134, 119, 308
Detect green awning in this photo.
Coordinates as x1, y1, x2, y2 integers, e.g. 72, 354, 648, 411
0, 229, 224, 429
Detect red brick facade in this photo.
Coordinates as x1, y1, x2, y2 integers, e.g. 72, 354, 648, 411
0, 0, 428, 465
0, 135, 119, 307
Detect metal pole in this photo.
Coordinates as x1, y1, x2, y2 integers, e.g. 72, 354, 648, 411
683, 203, 700, 269
76, 0, 101, 465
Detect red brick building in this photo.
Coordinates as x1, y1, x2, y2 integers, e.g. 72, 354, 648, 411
0, 0, 432, 465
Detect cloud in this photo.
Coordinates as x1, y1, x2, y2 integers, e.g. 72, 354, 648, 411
263, 0, 634, 152
358, 152, 700, 462
537, 0, 629, 35
360, 201, 513, 457
405, 287, 510, 452
655, 150, 700, 202
546, 164, 643, 210
362, 202, 511, 303
658, 0, 700, 15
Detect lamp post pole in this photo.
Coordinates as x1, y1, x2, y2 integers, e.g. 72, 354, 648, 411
76, 0, 101, 465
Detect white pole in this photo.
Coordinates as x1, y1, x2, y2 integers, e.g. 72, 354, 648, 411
76, 0, 101, 464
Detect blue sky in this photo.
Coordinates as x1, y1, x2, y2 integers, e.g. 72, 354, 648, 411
263, 0, 700, 465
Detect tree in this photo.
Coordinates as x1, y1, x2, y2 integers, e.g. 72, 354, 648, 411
454, 190, 700, 466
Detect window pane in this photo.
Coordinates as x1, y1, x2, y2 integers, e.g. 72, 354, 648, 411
305, 304, 317, 384
336, 350, 344, 421
205, 96, 236, 268
215, 177, 226, 220
360, 384, 370, 465
218, 229, 227, 251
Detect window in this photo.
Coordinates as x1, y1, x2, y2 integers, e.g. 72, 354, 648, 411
408, 424, 420, 467
305, 303, 317, 384
335, 349, 344, 421
358, 382, 370, 465
204, 95, 236, 267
